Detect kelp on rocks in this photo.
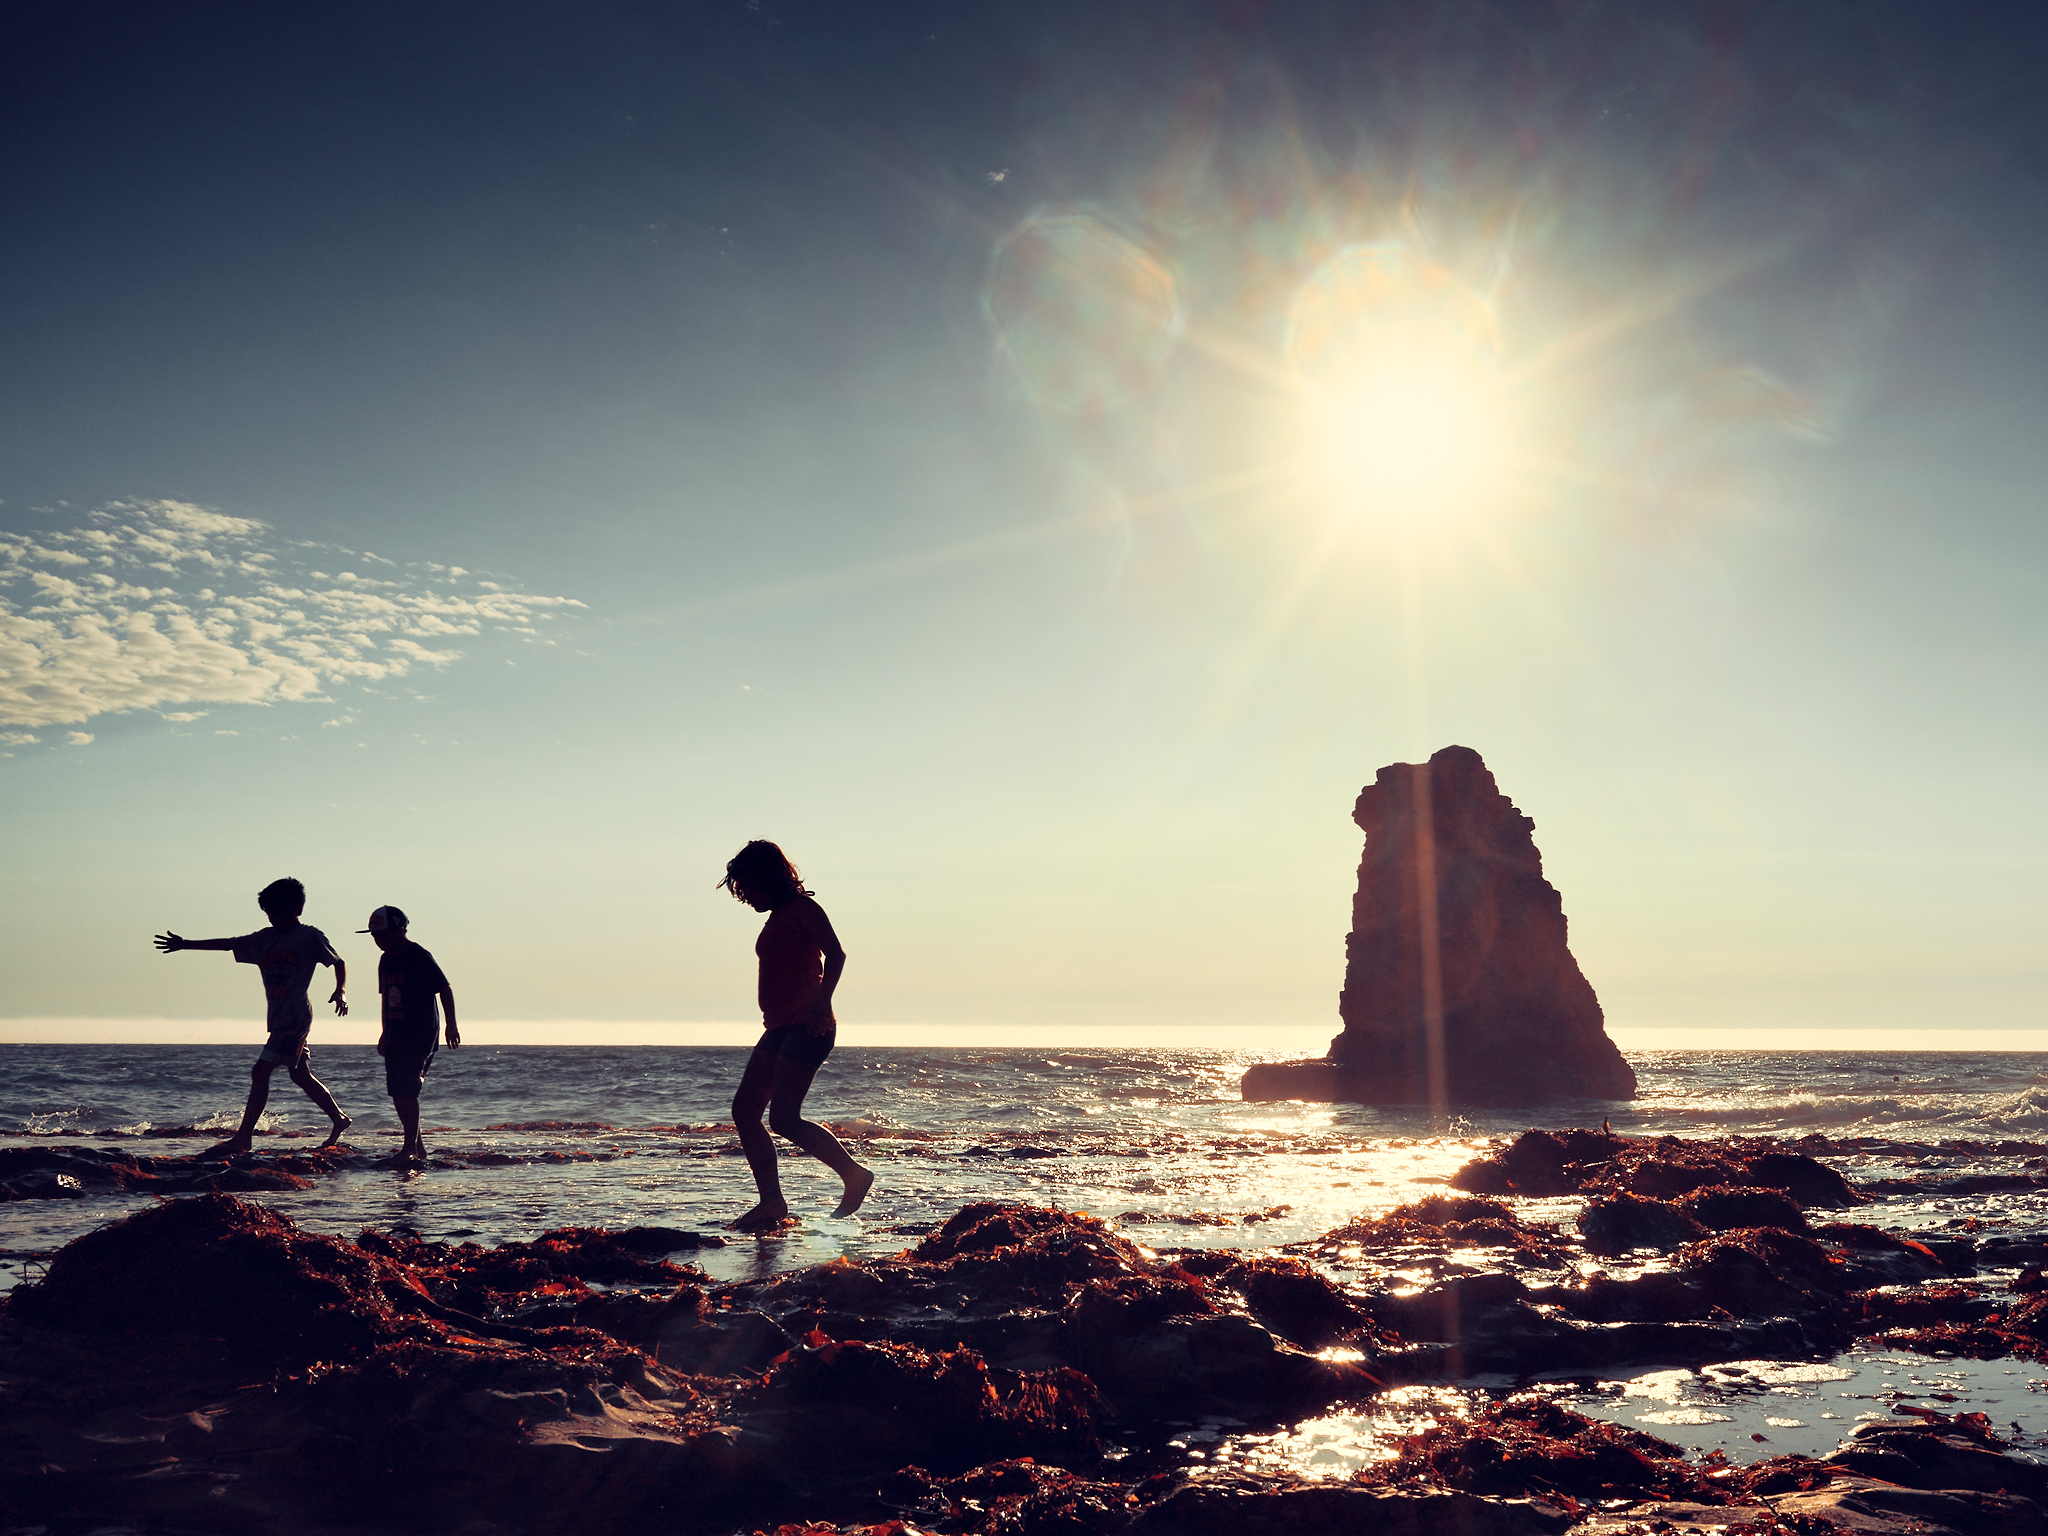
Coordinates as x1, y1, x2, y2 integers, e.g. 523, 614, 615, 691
0, 1195, 1369, 1531
7, 1130, 2048, 1536
1451, 1128, 1864, 1207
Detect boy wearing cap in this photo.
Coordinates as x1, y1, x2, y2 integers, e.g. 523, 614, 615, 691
362, 905, 459, 1163
154, 876, 353, 1156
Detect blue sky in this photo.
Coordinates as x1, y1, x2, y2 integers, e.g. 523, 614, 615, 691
2, 2, 2043, 1043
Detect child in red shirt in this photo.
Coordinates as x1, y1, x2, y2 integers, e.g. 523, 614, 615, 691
719, 840, 873, 1231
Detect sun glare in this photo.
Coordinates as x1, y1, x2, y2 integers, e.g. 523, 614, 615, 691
1307, 352, 1508, 517
1287, 245, 1515, 526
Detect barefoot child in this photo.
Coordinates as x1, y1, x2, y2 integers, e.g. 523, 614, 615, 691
360, 905, 459, 1163
719, 840, 873, 1231
153, 876, 352, 1154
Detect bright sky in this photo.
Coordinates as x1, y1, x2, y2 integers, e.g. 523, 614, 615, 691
2, 5, 2043, 1046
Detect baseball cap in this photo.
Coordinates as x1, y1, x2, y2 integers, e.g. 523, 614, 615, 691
359, 905, 409, 933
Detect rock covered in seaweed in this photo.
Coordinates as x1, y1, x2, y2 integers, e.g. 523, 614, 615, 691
9, 1193, 441, 1363
1242, 746, 1634, 1106
1451, 1127, 1864, 1206
875, 1459, 1573, 1536
11, 1134, 2048, 1536
0, 1196, 1377, 1533
0, 1143, 323, 1201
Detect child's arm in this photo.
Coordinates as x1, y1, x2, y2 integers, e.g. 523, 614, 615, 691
325, 954, 348, 1016
440, 987, 460, 1048
799, 900, 846, 1035
154, 933, 236, 953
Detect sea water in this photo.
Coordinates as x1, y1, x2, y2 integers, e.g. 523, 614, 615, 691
5, 1043, 2048, 1472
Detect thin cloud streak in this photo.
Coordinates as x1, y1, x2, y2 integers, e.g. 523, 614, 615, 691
0, 500, 584, 729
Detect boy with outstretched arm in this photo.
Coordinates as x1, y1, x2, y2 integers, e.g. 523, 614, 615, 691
361, 905, 459, 1163
153, 876, 352, 1156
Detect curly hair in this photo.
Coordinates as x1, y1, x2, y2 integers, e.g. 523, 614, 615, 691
718, 840, 810, 905
256, 877, 306, 918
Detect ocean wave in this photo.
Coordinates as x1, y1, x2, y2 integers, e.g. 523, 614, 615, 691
1615, 1086, 2048, 1138
15, 1117, 74, 1136
1981, 1086, 2048, 1129
4, 1040, 2045, 1153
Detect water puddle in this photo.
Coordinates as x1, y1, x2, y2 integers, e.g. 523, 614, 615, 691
1198, 1353, 2048, 1481
1558, 1351, 2048, 1462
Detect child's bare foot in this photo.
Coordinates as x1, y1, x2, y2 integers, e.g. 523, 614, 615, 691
832, 1166, 875, 1220
728, 1198, 791, 1233
319, 1114, 352, 1149
198, 1136, 252, 1160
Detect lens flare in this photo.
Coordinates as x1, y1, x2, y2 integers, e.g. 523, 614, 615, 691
1286, 245, 1512, 523
987, 210, 1181, 415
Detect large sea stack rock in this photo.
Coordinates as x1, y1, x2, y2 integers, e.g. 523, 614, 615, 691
1243, 746, 1635, 1106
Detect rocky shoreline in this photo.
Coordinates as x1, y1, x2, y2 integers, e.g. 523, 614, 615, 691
5, 1129, 2047, 1535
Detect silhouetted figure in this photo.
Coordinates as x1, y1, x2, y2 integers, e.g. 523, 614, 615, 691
360, 905, 460, 1165
719, 840, 872, 1231
154, 877, 351, 1156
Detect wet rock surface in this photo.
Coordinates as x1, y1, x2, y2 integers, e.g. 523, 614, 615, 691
1451, 1127, 1866, 1206
0, 1142, 327, 1200
7, 1130, 2048, 1535
1243, 745, 1635, 1106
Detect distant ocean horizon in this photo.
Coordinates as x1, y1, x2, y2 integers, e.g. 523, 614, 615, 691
1, 1018, 2043, 1052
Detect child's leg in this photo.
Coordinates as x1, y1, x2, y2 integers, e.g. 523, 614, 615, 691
393, 1095, 423, 1157
285, 1047, 351, 1145
213, 1058, 281, 1154
766, 1052, 874, 1219
728, 1038, 788, 1230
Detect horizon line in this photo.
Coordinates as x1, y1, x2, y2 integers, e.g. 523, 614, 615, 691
0, 1019, 2041, 1052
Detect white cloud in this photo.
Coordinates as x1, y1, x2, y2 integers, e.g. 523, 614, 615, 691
160, 711, 208, 722
386, 638, 461, 665
65, 731, 93, 745
0, 730, 37, 745
0, 499, 584, 728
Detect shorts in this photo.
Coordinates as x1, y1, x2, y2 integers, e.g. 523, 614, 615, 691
382, 1037, 437, 1099
255, 1032, 310, 1070
751, 1023, 836, 1072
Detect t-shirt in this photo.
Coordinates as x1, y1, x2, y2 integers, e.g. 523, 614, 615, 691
230, 923, 341, 1033
378, 941, 449, 1054
756, 897, 833, 1030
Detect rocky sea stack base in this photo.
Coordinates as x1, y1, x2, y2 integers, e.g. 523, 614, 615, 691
8, 1128, 2048, 1535
1245, 746, 1635, 1107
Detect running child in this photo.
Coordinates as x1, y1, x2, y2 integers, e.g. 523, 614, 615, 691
360, 904, 459, 1164
153, 876, 352, 1155
719, 840, 873, 1231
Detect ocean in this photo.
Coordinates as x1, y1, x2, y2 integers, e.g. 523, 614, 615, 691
6, 1041, 2048, 1478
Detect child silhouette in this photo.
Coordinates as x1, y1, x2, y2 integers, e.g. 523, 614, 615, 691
719, 841, 873, 1231
154, 876, 351, 1156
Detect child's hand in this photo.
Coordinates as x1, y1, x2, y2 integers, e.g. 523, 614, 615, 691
329, 986, 348, 1017
153, 932, 184, 953
445, 1022, 461, 1049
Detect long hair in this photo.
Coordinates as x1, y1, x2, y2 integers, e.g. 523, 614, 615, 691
718, 840, 809, 906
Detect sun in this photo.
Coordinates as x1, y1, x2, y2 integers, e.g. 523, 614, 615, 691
1306, 350, 1509, 518
1286, 245, 1514, 527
